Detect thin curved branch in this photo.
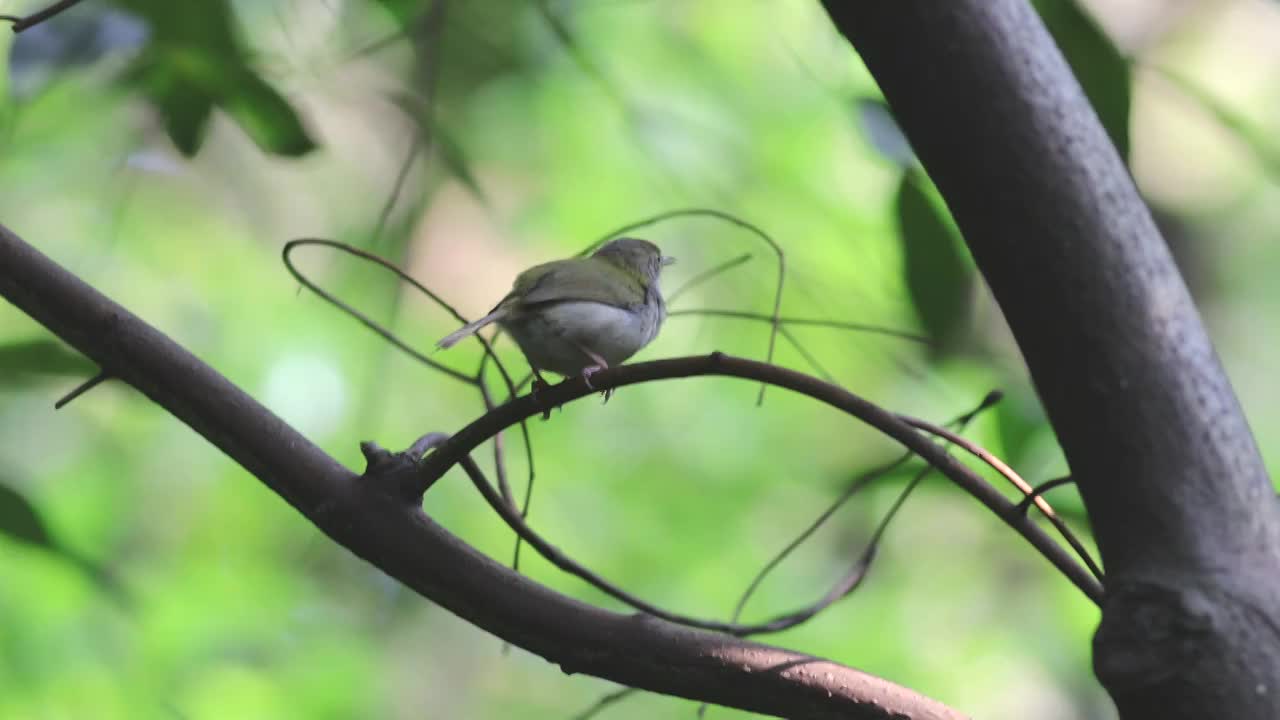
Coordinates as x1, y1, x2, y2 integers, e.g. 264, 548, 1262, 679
744, 462, 931, 634
282, 238, 473, 384
898, 415, 1103, 583
411, 354, 1103, 605
1014, 476, 1073, 516
666, 252, 753, 305
573, 686, 637, 720
668, 308, 930, 345
731, 393, 999, 625
0, 224, 969, 720
433, 437, 803, 635
284, 236, 538, 571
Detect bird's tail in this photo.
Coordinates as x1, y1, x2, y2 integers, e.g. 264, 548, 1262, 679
436, 307, 508, 349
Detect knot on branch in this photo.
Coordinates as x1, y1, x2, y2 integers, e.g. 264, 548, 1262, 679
1093, 580, 1216, 692
359, 440, 437, 506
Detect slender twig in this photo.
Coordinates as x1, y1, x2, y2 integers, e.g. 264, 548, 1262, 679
778, 325, 836, 383
730, 393, 999, 624
453, 439, 778, 634
899, 416, 1103, 583
533, 0, 626, 107
283, 239, 472, 384
283, 239, 524, 403
4, 0, 85, 32
899, 415, 1051, 513
747, 463, 932, 634
54, 370, 110, 409
370, 132, 423, 248
665, 253, 753, 305
669, 308, 930, 345
731, 452, 912, 624
1014, 476, 1074, 516
470, 334, 538, 571
477, 381, 517, 507
673, 307, 933, 386
572, 686, 638, 720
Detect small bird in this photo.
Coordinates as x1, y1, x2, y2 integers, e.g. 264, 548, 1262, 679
436, 238, 674, 392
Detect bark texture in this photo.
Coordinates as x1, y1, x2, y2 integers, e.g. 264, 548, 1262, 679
819, 2, 1280, 717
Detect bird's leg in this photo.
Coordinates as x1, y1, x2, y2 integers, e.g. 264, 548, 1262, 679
574, 344, 613, 403
529, 367, 555, 420
530, 367, 551, 393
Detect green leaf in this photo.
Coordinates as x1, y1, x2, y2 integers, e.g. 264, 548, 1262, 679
0, 339, 95, 386
1033, 0, 1132, 159
372, 0, 434, 28
995, 389, 1047, 466
0, 482, 54, 549
220, 67, 318, 157
142, 56, 215, 156
113, 0, 316, 157
895, 171, 972, 355
0, 479, 130, 604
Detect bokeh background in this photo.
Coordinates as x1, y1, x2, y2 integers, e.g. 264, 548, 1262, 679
2, 0, 1278, 718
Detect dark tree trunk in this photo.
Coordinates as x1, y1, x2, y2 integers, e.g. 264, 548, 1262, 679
819, 1, 1280, 717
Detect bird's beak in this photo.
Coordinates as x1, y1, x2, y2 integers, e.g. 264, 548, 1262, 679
661, 256, 676, 267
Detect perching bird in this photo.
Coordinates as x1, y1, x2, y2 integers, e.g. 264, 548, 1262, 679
436, 238, 674, 390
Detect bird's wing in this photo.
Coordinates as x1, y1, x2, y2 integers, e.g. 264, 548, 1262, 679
511, 259, 644, 310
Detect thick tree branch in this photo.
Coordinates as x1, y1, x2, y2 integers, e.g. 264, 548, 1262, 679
820, 1, 1280, 717
0, 223, 967, 719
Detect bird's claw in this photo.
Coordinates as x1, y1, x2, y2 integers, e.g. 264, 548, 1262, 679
581, 365, 613, 404
531, 374, 554, 420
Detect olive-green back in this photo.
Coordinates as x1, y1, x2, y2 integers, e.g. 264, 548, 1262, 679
498, 257, 646, 311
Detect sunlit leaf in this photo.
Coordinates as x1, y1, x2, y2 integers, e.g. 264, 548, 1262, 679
1032, 0, 1132, 159
895, 171, 972, 355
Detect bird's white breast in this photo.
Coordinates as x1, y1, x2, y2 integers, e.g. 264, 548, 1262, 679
502, 300, 662, 377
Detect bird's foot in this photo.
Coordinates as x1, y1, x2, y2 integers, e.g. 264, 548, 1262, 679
573, 345, 614, 403
581, 364, 614, 404
531, 371, 555, 420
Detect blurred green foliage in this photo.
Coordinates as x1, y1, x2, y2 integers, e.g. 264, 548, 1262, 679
894, 170, 973, 356
1, 0, 1278, 719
